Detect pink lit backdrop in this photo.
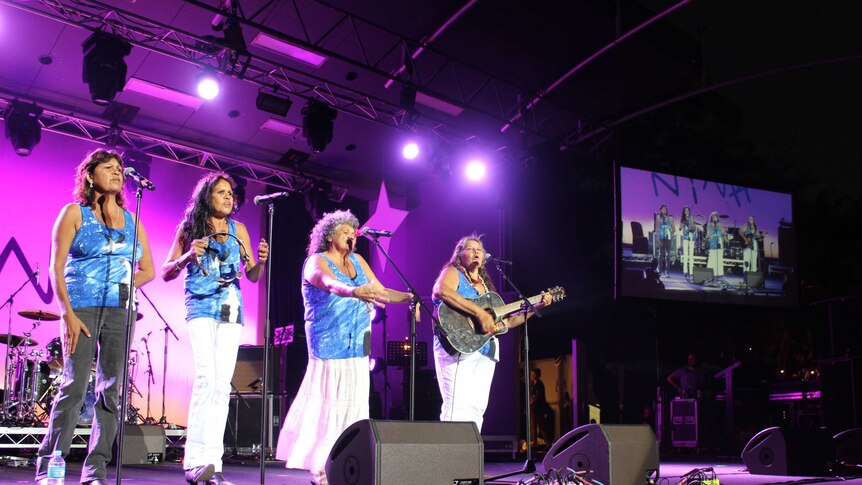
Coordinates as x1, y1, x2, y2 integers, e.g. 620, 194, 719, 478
0, 131, 267, 426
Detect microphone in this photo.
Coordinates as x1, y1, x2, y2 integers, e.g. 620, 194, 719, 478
35, 263, 40, 285
254, 192, 290, 206
484, 253, 512, 265
356, 227, 393, 238
123, 167, 156, 190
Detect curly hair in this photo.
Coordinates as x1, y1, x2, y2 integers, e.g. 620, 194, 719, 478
307, 209, 359, 256
72, 148, 127, 207
445, 234, 497, 293
177, 172, 237, 250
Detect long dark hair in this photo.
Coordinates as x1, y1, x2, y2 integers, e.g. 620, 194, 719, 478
445, 234, 497, 293
73, 148, 126, 207
680, 206, 690, 224
177, 172, 237, 250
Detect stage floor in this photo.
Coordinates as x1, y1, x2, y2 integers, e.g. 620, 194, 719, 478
1, 458, 860, 484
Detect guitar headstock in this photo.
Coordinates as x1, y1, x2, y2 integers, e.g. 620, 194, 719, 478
545, 286, 566, 302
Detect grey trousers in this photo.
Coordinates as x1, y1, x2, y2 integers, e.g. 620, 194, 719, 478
36, 307, 132, 482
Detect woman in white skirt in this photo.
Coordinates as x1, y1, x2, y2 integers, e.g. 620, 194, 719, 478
275, 210, 411, 485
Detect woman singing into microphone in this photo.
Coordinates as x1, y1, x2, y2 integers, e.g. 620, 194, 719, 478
162, 172, 268, 485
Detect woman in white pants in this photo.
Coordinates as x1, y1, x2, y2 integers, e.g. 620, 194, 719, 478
162, 173, 268, 485
431, 235, 553, 432
679, 206, 696, 279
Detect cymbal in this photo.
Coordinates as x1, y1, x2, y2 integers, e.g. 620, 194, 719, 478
718, 214, 730, 219
18, 309, 60, 321
0, 333, 38, 347
137, 312, 144, 321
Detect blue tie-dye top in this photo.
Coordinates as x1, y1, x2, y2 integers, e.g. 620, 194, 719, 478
184, 219, 244, 324
303, 253, 371, 360
65, 204, 142, 309
707, 223, 723, 250
657, 215, 672, 240
433, 269, 498, 361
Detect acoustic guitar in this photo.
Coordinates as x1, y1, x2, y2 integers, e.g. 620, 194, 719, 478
436, 286, 566, 354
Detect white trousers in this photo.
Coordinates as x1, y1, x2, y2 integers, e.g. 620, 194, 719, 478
184, 318, 242, 472
743, 248, 758, 272
707, 249, 724, 277
433, 344, 496, 433
681, 239, 695, 275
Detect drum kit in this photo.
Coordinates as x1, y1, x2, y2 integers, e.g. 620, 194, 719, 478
1, 309, 144, 426
1, 309, 59, 425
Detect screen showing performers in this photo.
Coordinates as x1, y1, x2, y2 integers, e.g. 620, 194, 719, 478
618, 166, 796, 307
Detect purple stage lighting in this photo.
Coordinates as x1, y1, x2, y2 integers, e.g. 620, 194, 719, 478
196, 72, 220, 100
402, 142, 420, 160
465, 160, 487, 182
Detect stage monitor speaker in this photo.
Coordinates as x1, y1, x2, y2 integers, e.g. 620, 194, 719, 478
224, 394, 286, 456
692, 267, 714, 284
745, 272, 764, 288
542, 424, 658, 485
111, 424, 166, 465
834, 428, 862, 468
741, 426, 833, 476
326, 419, 483, 485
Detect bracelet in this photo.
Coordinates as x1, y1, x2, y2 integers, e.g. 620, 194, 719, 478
174, 258, 184, 272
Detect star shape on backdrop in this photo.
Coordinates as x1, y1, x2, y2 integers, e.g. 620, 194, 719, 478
362, 181, 409, 273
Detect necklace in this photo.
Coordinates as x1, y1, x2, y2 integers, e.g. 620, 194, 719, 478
95, 203, 121, 228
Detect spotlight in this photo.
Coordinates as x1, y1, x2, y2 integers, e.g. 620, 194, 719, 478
256, 91, 292, 116
369, 357, 384, 374
3, 101, 43, 156
465, 160, 487, 182
196, 70, 220, 100
301, 99, 337, 153
82, 31, 132, 106
402, 142, 420, 160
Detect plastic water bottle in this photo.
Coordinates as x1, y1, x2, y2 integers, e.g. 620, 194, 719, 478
46, 450, 66, 484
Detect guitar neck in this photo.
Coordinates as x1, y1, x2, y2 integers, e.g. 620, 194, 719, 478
496, 294, 543, 317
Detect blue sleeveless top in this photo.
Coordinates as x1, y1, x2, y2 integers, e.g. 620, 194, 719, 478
743, 224, 757, 249
66, 204, 142, 309
184, 219, 244, 324
707, 223, 723, 250
433, 269, 498, 361
681, 219, 695, 241
303, 253, 371, 360
657, 215, 672, 240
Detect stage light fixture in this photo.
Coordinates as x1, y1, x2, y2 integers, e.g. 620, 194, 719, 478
82, 31, 132, 106
256, 91, 292, 116
196, 70, 220, 100
465, 160, 487, 182
402, 142, 420, 160
301, 99, 337, 153
3, 101, 44, 156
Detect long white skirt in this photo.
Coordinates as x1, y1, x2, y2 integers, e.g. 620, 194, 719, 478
275, 356, 369, 473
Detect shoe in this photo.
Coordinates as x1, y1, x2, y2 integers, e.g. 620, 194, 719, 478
310, 471, 328, 485
185, 464, 215, 484
207, 472, 236, 485
82, 480, 109, 485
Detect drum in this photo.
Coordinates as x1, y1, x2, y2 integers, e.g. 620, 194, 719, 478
12, 358, 52, 403
46, 337, 63, 372
78, 371, 97, 425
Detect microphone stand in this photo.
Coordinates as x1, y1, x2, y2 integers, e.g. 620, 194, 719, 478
116, 186, 145, 484
485, 257, 542, 482
138, 288, 179, 425
1, 270, 37, 423
259, 203, 276, 484
141, 334, 156, 424
365, 235, 438, 420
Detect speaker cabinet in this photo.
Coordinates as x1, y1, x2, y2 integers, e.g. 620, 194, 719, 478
224, 394, 287, 456
741, 427, 834, 476
326, 419, 483, 485
835, 428, 862, 467
692, 267, 714, 284
543, 424, 658, 484
112, 424, 166, 465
